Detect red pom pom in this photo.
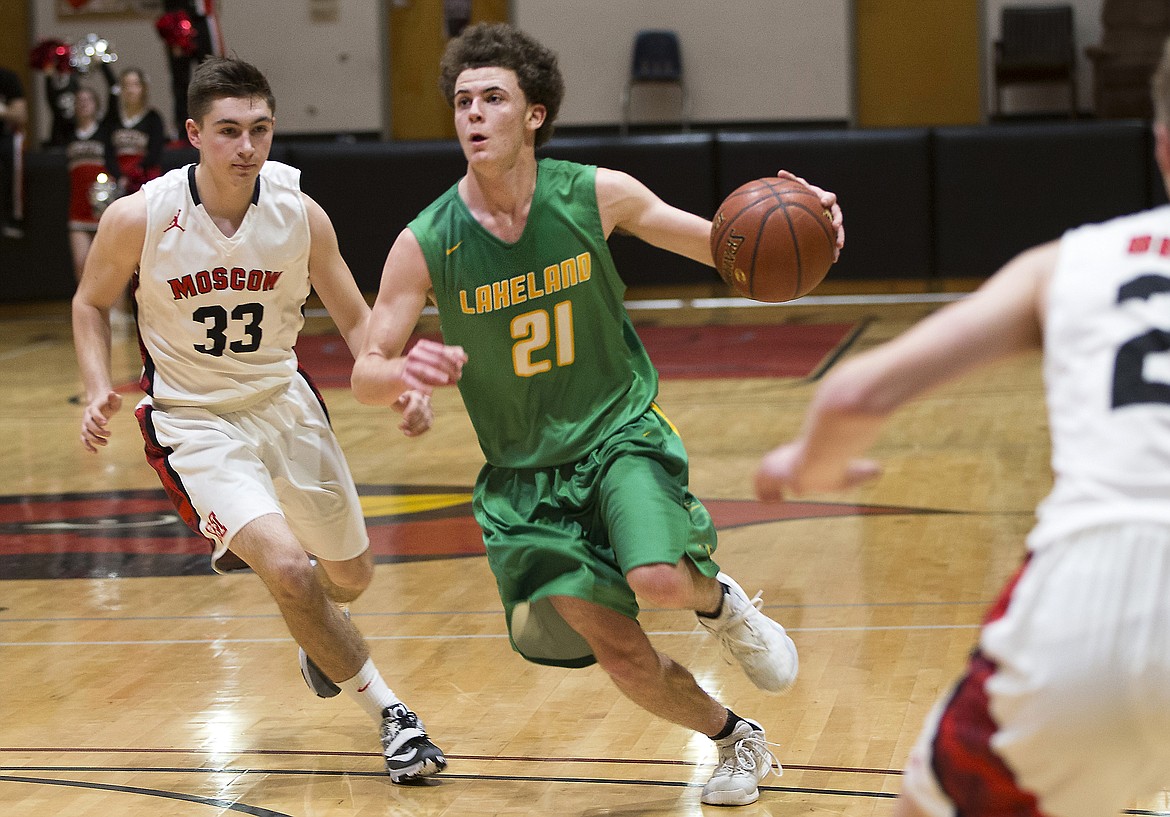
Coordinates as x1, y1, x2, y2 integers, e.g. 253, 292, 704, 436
155, 11, 200, 57
30, 39, 73, 73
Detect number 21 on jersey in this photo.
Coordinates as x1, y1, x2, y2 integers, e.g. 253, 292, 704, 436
511, 301, 574, 377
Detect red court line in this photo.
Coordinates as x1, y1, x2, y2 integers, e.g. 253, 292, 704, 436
114, 323, 855, 393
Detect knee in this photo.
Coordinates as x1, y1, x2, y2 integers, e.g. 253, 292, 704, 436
254, 551, 319, 606
626, 563, 694, 609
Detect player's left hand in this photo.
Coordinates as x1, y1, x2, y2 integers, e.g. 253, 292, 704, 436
755, 441, 880, 501
776, 169, 844, 261
79, 389, 124, 454
393, 389, 434, 437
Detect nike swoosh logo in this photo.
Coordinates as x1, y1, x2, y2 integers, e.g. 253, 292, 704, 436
388, 748, 418, 762
357, 681, 371, 692
446, 241, 462, 256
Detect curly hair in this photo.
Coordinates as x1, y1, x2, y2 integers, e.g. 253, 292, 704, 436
438, 23, 565, 147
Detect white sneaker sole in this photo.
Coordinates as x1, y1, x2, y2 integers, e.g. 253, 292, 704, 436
701, 787, 761, 806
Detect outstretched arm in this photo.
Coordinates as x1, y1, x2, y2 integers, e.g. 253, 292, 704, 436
71, 191, 146, 452
595, 168, 844, 265
755, 240, 1055, 501
305, 195, 437, 437
351, 227, 467, 409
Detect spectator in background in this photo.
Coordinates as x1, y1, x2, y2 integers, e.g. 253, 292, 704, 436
157, 0, 225, 134
43, 66, 80, 148
29, 40, 79, 149
103, 67, 166, 194
0, 65, 27, 239
65, 85, 114, 285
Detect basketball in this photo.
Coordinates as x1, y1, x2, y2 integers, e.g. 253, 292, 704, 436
710, 177, 836, 302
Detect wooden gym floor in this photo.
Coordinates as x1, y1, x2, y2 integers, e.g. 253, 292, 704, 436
1, 286, 1167, 817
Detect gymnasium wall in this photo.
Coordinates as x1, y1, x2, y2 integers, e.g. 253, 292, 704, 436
512, 0, 851, 127
25, 0, 383, 139
3, 120, 1160, 303
23, 0, 1110, 142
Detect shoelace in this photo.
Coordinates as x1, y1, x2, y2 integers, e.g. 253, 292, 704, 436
714, 591, 769, 661
716, 732, 783, 780
383, 709, 426, 743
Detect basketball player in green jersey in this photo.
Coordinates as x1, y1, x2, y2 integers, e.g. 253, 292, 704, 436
353, 22, 844, 807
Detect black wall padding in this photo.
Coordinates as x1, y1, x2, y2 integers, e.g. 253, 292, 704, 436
716, 129, 934, 282
287, 140, 467, 292
933, 121, 1151, 278
3, 150, 74, 302
2, 122, 1164, 303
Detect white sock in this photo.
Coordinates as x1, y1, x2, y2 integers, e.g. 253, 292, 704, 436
338, 658, 401, 722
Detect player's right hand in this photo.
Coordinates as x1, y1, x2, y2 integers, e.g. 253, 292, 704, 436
401, 338, 468, 391
393, 389, 434, 437
80, 389, 124, 453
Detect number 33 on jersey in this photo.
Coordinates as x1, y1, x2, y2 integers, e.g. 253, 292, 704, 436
135, 162, 312, 408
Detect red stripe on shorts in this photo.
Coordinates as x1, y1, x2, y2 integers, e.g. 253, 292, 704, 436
135, 403, 215, 552
931, 557, 1044, 816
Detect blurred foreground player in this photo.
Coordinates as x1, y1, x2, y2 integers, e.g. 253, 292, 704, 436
756, 38, 1170, 817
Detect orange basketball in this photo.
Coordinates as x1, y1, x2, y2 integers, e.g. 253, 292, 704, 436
710, 177, 836, 302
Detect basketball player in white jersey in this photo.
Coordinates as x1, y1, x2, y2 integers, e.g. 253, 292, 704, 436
71, 57, 448, 784
754, 39, 1170, 817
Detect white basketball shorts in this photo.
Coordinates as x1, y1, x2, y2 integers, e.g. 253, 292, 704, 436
901, 521, 1170, 817
135, 375, 369, 571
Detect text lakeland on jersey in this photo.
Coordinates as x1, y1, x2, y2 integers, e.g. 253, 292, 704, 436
459, 251, 592, 315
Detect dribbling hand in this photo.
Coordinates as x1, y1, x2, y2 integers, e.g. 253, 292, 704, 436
775, 169, 844, 262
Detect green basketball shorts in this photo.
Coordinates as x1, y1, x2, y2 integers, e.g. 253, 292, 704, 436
474, 404, 721, 668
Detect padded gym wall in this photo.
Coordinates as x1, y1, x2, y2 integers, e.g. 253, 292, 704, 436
289, 140, 469, 292
716, 129, 934, 282
3, 122, 1161, 303
932, 120, 1151, 278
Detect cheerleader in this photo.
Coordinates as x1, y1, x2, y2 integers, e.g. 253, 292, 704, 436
66, 85, 113, 283
103, 67, 166, 194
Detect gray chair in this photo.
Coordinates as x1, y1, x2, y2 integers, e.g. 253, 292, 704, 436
620, 30, 691, 135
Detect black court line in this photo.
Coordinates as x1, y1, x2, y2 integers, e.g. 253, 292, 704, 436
0, 765, 895, 802
4, 765, 1168, 813
807, 316, 871, 381
0, 774, 292, 816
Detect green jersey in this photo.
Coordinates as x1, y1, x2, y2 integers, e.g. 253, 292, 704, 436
410, 158, 659, 468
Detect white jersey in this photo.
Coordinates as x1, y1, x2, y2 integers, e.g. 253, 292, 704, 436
135, 161, 311, 410
1029, 205, 1170, 549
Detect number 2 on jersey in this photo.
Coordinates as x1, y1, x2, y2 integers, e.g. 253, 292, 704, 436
512, 301, 574, 377
1112, 274, 1170, 407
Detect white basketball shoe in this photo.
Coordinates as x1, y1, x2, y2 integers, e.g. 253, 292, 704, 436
697, 572, 798, 693
702, 718, 780, 805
